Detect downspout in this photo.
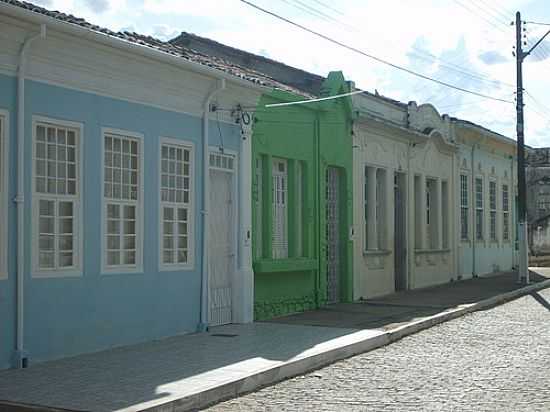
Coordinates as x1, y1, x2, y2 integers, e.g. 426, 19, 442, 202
199, 78, 226, 331
406, 142, 413, 289
315, 112, 321, 308
471, 143, 476, 278
15, 24, 46, 369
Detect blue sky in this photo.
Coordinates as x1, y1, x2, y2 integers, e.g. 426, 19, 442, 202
32, 0, 550, 147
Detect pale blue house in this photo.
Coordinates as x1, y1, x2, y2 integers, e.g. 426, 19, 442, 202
0, 0, 295, 369
453, 119, 518, 278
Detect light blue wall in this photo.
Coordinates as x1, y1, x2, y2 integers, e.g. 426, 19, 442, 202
0, 74, 242, 368
458, 143, 516, 277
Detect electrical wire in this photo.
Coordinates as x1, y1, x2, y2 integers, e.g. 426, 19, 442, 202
526, 21, 550, 27
240, 0, 514, 104
289, 0, 515, 89
308, 0, 346, 16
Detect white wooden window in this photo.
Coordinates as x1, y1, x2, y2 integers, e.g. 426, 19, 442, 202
0, 113, 7, 278
103, 130, 142, 272
364, 165, 387, 251
460, 175, 469, 240
441, 180, 449, 249
475, 177, 484, 240
272, 158, 288, 259
33, 120, 82, 275
489, 180, 497, 241
364, 166, 369, 250
376, 168, 386, 249
502, 184, 510, 241
160, 139, 193, 269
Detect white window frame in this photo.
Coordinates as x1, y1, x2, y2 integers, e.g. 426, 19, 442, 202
101, 128, 144, 274
272, 157, 288, 259
475, 176, 484, 241
31, 116, 84, 278
158, 137, 195, 272
0, 110, 9, 279
460, 174, 469, 242
489, 179, 498, 242
502, 183, 510, 242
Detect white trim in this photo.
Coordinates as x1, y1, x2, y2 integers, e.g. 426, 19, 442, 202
207, 146, 239, 324
0, 109, 9, 279
158, 136, 195, 272
209, 146, 239, 264
271, 157, 288, 259
31, 115, 84, 278
100, 127, 144, 275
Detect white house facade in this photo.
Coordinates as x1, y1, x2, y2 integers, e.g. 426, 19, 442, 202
352, 94, 458, 300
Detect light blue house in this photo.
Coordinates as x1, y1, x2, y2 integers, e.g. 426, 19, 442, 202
0, 0, 296, 369
453, 119, 518, 278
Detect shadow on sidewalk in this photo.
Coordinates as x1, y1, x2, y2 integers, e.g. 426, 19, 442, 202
267, 270, 550, 330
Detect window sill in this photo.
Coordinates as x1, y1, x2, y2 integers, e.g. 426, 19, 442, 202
31, 270, 82, 279
254, 258, 318, 274
159, 264, 195, 272
414, 248, 450, 254
363, 249, 391, 256
101, 267, 143, 276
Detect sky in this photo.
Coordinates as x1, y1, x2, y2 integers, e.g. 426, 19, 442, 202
30, 0, 550, 147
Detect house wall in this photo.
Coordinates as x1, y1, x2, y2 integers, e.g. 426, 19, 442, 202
0, 14, 261, 369
252, 74, 353, 320
456, 128, 517, 278
352, 98, 457, 299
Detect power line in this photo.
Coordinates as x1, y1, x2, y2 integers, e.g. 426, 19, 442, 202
452, 0, 511, 35
239, 0, 514, 104
476, 0, 514, 23
526, 21, 550, 27
464, 0, 510, 27
307, 0, 346, 17
296, 0, 515, 88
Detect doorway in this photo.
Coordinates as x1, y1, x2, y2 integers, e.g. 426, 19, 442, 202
208, 152, 236, 326
394, 172, 407, 291
326, 167, 342, 304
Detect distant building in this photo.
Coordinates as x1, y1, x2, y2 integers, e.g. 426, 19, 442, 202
526, 148, 550, 255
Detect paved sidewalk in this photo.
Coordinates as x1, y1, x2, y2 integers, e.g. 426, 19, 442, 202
0, 270, 549, 412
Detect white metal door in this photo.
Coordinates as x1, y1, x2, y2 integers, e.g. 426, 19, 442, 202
209, 161, 235, 326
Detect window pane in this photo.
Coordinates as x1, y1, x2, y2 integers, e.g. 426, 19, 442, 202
107, 251, 120, 266
39, 252, 55, 268
59, 252, 73, 268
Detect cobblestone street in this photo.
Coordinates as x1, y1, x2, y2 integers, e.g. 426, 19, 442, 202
206, 288, 550, 412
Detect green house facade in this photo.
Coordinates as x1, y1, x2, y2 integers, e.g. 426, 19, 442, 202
251, 72, 355, 320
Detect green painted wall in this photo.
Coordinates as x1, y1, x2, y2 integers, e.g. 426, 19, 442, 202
251, 72, 354, 320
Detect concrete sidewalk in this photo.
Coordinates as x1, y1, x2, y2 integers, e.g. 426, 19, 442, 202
1, 270, 549, 412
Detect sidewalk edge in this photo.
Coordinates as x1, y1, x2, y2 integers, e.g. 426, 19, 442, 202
144, 279, 550, 412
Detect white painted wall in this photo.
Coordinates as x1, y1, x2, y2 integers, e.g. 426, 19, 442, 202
352, 94, 457, 299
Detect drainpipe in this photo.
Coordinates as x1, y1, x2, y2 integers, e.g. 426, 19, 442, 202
470, 142, 479, 278
406, 142, 413, 289
199, 78, 226, 332
15, 24, 46, 369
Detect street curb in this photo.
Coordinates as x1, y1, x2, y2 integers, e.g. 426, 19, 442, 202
178, 279, 550, 412
3, 280, 549, 412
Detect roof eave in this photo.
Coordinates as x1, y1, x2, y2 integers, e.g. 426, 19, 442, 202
0, 1, 269, 93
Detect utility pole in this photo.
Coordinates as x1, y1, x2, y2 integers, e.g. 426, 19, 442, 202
514, 12, 550, 284
515, 12, 528, 285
